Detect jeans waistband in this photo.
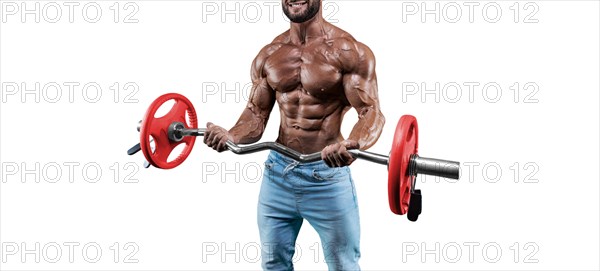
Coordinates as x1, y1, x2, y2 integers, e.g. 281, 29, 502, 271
267, 150, 329, 168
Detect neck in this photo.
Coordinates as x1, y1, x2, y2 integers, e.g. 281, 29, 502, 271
289, 12, 325, 45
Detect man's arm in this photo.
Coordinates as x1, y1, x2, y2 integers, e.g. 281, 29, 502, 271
229, 47, 276, 144
343, 42, 385, 150
204, 46, 276, 152
321, 41, 385, 167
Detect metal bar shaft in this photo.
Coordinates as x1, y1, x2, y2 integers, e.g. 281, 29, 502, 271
181, 127, 459, 179
184, 128, 389, 165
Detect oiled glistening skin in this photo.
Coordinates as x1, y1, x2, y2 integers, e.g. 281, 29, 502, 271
228, 20, 385, 154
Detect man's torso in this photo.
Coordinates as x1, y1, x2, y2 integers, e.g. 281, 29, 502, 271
261, 24, 360, 154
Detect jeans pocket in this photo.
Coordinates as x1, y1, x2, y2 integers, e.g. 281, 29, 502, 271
264, 161, 274, 177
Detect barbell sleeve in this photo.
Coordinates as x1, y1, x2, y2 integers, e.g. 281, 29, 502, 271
176, 125, 459, 180
127, 138, 155, 156
127, 143, 142, 156
410, 155, 460, 180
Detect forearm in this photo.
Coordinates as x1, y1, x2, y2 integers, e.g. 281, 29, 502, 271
228, 107, 269, 145
347, 106, 385, 150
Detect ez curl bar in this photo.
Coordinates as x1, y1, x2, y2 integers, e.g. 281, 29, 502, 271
127, 93, 461, 221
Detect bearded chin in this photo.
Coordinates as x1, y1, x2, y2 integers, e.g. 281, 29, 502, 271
283, 1, 320, 23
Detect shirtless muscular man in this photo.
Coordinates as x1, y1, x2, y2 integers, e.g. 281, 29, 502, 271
204, 0, 385, 269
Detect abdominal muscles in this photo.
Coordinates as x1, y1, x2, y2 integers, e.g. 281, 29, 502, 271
275, 88, 349, 154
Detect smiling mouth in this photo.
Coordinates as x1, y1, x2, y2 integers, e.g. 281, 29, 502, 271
288, 0, 307, 7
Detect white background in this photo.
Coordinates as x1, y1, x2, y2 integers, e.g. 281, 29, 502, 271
0, 0, 599, 270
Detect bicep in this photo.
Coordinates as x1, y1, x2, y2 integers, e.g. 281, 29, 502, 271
343, 43, 380, 111
246, 49, 276, 118
246, 77, 275, 118
344, 74, 378, 109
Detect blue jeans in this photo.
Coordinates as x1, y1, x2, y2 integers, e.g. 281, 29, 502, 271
258, 150, 361, 271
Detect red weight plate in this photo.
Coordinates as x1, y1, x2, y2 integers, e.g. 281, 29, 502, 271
140, 93, 198, 169
388, 115, 419, 215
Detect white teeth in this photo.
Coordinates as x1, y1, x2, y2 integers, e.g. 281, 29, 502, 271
289, 1, 306, 6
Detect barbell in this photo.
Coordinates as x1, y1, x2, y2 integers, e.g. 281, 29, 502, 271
127, 93, 460, 221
